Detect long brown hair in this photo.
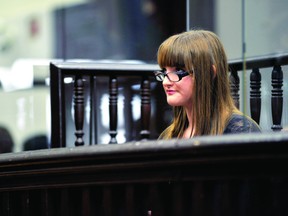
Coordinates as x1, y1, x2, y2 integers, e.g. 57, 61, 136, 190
157, 30, 239, 139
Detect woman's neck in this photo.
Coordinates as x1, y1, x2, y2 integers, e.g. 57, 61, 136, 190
182, 126, 194, 138
183, 106, 195, 138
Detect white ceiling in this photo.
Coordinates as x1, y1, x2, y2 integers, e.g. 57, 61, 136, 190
1, 0, 86, 19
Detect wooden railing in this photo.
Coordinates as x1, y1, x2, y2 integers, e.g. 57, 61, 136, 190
1, 132, 288, 215
50, 53, 288, 148
50, 62, 163, 148
228, 52, 288, 131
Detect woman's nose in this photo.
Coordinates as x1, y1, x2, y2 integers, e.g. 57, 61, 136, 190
162, 75, 172, 86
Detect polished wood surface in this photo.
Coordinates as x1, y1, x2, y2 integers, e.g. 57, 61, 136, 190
0, 133, 288, 215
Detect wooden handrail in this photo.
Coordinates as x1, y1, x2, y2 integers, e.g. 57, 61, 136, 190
0, 132, 288, 189
1, 133, 288, 215
229, 52, 288, 71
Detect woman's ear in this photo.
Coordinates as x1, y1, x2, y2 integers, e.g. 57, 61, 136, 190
212, 65, 217, 78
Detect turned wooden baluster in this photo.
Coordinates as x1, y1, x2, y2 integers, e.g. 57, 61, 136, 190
140, 76, 151, 140
109, 76, 118, 144
271, 65, 283, 131
250, 68, 261, 124
89, 76, 97, 145
74, 75, 85, 146
229, 69, 240, 109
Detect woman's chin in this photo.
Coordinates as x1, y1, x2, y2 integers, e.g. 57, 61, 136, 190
167, 100, 181, 107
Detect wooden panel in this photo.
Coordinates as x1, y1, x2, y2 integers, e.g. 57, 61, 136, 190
1, 133, 288, 215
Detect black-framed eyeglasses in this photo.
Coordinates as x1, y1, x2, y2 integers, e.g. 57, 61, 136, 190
154, 69, 190, 82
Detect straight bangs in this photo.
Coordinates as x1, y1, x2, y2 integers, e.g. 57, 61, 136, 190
157, 35, 186, 69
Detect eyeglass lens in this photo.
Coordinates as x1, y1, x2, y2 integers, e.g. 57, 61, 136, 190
155, 70, 188, 82
166, 72, 180, 81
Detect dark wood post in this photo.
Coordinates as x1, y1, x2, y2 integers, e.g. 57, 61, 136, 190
74, 75, 85, 146
50, 63, 66, 148
250, 68, 262, 124
82, 187, 91, 216
2, 192, 11, 215
230, 69, 240, 109
103, 187, 112, 216
109, 76, 118, 144
271, 65, 283, 131
22, 191, 30, 216
89, 76, 97, 145
41, 189, 54, 216
125, 185, 135, 216
140, 77, 151, 140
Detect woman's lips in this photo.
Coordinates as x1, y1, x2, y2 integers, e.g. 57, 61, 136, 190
166, 90, 176, 95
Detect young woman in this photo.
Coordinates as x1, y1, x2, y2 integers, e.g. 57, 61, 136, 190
154, 30, 261, 139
